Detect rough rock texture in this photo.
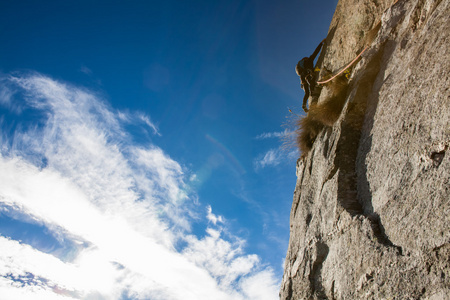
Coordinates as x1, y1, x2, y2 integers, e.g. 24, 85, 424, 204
280, 0, 449, 299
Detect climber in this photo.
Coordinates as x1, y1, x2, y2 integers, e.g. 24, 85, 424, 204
296, 39, 326, 113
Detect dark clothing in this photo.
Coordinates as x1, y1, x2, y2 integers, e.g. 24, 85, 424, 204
296, 40, 324, 112
300, 74, 314, 112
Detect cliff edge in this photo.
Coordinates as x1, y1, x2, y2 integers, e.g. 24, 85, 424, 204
281, 0, 449, 299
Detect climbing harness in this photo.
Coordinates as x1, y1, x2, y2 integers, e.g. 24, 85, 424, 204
317, 46, 369, 84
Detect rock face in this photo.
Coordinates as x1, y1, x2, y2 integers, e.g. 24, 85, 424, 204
280, 0, 449, 299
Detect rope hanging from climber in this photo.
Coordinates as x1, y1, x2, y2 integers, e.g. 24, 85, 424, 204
295, 40, 369, 114
317, 46, 369, 84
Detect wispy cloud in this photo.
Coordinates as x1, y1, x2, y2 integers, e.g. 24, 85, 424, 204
0, 72, 279, 299
255, 129, 290, 140
137, 112, 161, 136
79, 65, 93, 76
256, 149, 282, 168
254, 148, 297, 170
118, 110, 161, 136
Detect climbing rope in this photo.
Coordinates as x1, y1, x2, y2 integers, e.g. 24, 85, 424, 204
317, 46, 369, 85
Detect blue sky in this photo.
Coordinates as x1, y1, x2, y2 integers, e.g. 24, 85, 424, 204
0, 1, 337, 299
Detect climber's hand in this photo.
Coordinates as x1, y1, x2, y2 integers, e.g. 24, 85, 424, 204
302, 104, 309, 113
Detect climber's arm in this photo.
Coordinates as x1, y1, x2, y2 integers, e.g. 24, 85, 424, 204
309, 39, 325, 61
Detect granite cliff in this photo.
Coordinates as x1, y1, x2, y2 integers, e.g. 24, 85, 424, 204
280, 0, 449, 299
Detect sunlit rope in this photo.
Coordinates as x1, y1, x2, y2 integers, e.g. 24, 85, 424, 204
317, 46, 369, 84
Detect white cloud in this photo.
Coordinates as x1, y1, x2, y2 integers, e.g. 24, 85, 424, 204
254, 146, 298, 170
241, 270, 281, 300
0, 73, 280, 300
117, 109, 161, 136
255, 129, 290, 140
206, 205, 224, 225
0, 85, 13, 106
182, 227, 275, 298
254, 148, 282, 170
0, 78, 22, 113
137, 112, 161, 136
